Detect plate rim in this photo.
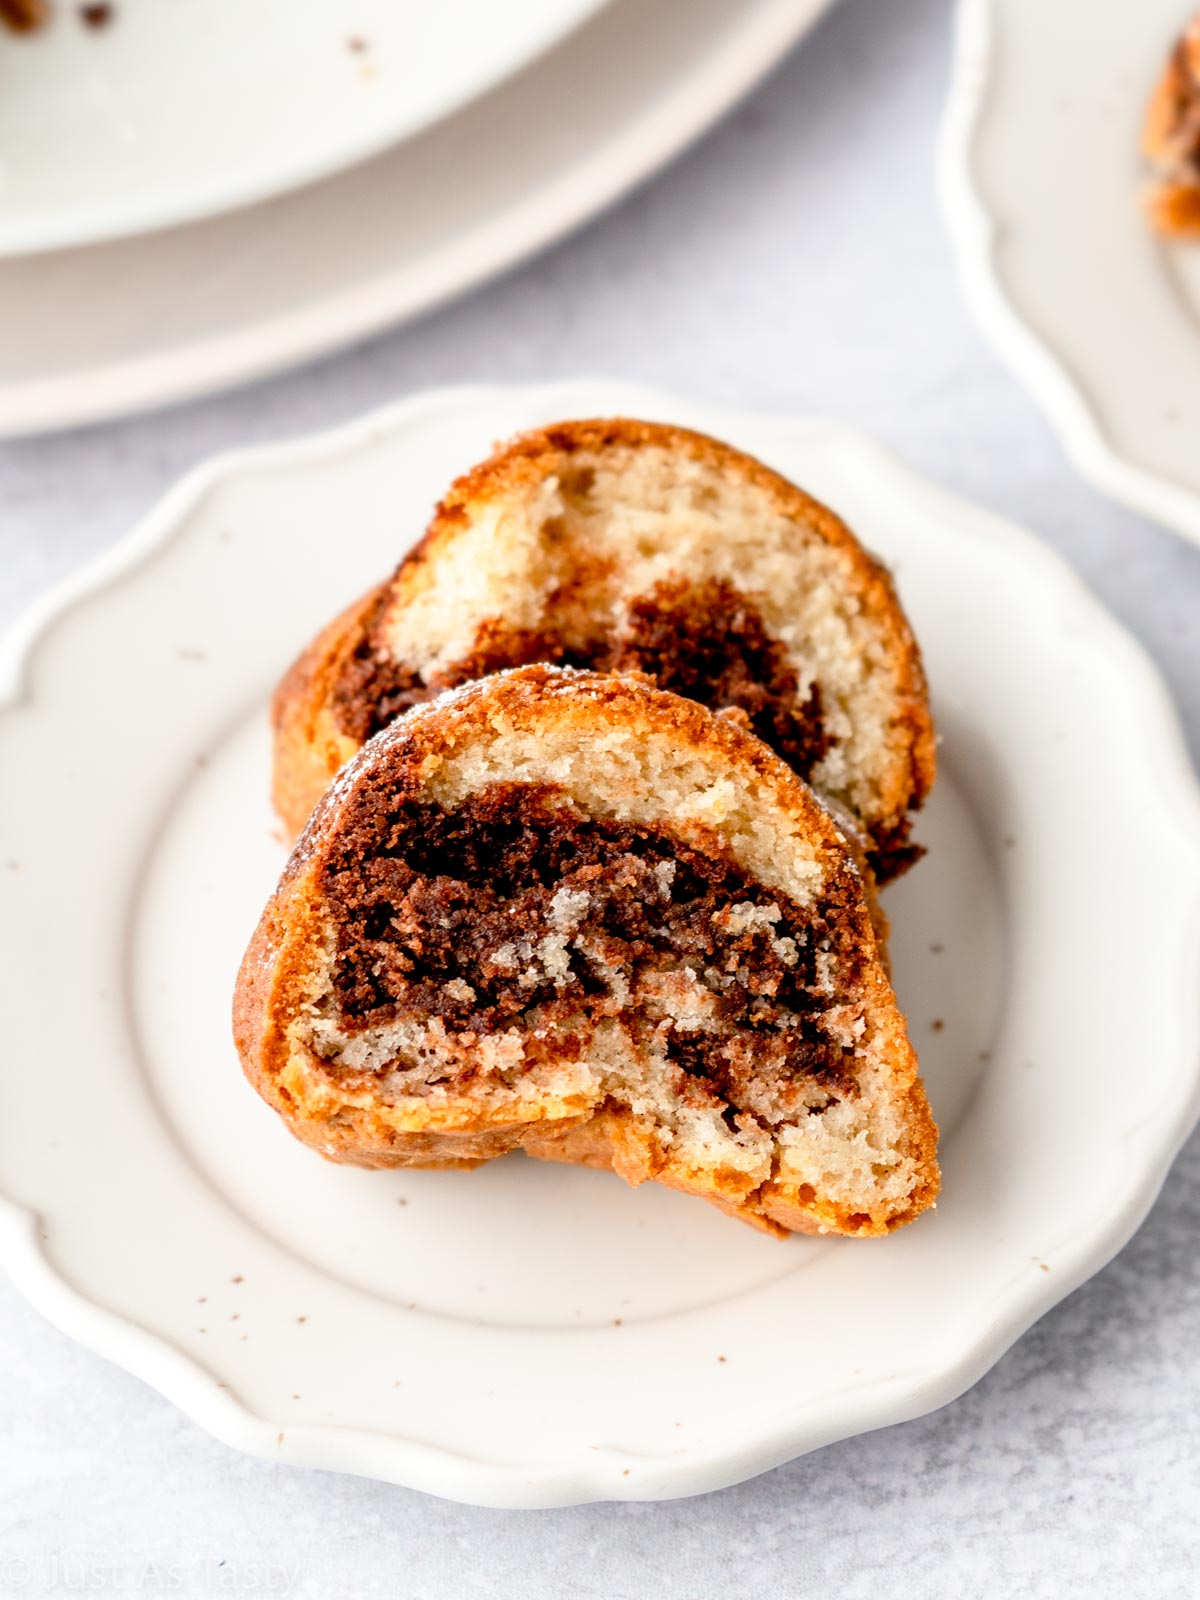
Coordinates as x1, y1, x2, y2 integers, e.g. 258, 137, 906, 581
0, 0, 835, 440
0, 0, 611, 258
937, 0, 1200, 552
3, 379, 1200, 1507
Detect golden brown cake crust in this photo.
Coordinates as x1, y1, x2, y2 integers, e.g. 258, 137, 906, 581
270, 588, 383, 843
238, 666, 939, 1239
270, 418, 936, 865
1143, 15, 1200, 237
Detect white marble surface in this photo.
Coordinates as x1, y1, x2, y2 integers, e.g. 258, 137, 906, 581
2, 0, 1198, 1593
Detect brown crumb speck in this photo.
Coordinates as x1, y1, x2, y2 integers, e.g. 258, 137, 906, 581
929, 943, 943, 955
612, 1317, 622, 1327
931, 1019, 944, 1033
79, 3, 113, 27
717, 1355, 727, 1363
231, 1275, 244, 1284
296, 1315, 307, 1324
346, 34, 367, 53
0, 0, 48, 33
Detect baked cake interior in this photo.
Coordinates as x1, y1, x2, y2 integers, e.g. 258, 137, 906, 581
330, 439, 922, 875
285, 725, 927, 1228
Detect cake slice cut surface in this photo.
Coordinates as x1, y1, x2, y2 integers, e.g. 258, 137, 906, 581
238, 666, 938, 1237
272, 418, 935, 881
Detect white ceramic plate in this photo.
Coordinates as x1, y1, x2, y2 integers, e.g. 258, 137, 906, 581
0, 0, 608, 255
2, 381, 1198, 1508
940, 0, 1200, 550
0, 0, 833, 439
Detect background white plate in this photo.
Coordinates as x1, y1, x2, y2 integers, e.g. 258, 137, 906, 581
0, 0, 607, 255
1, 381, 1198, 1508
0, 0, 832, 439
940, 0, 1200, 551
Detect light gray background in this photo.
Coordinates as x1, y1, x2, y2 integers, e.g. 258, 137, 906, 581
2, 0, 1198, 1594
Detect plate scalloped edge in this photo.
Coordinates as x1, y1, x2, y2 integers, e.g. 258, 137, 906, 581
2, 380, 1200, 1507
938, 0, 1200, 552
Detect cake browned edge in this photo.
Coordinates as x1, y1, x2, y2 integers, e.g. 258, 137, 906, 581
1143, 16, 1200, 237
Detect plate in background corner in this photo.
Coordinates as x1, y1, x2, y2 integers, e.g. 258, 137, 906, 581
940, 0, 1200, 549
0, 0, 834, 436
0, 0, 610, 255
0, 380, 1198, 1506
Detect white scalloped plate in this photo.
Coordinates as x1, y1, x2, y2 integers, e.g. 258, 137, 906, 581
0, 0, 833, 437
0, 0, 608, 256
940, 0, 1200, 549
1, 381, 1198, 1508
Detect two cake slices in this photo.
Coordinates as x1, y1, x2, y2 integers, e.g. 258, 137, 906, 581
236, 419, 940, 1236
